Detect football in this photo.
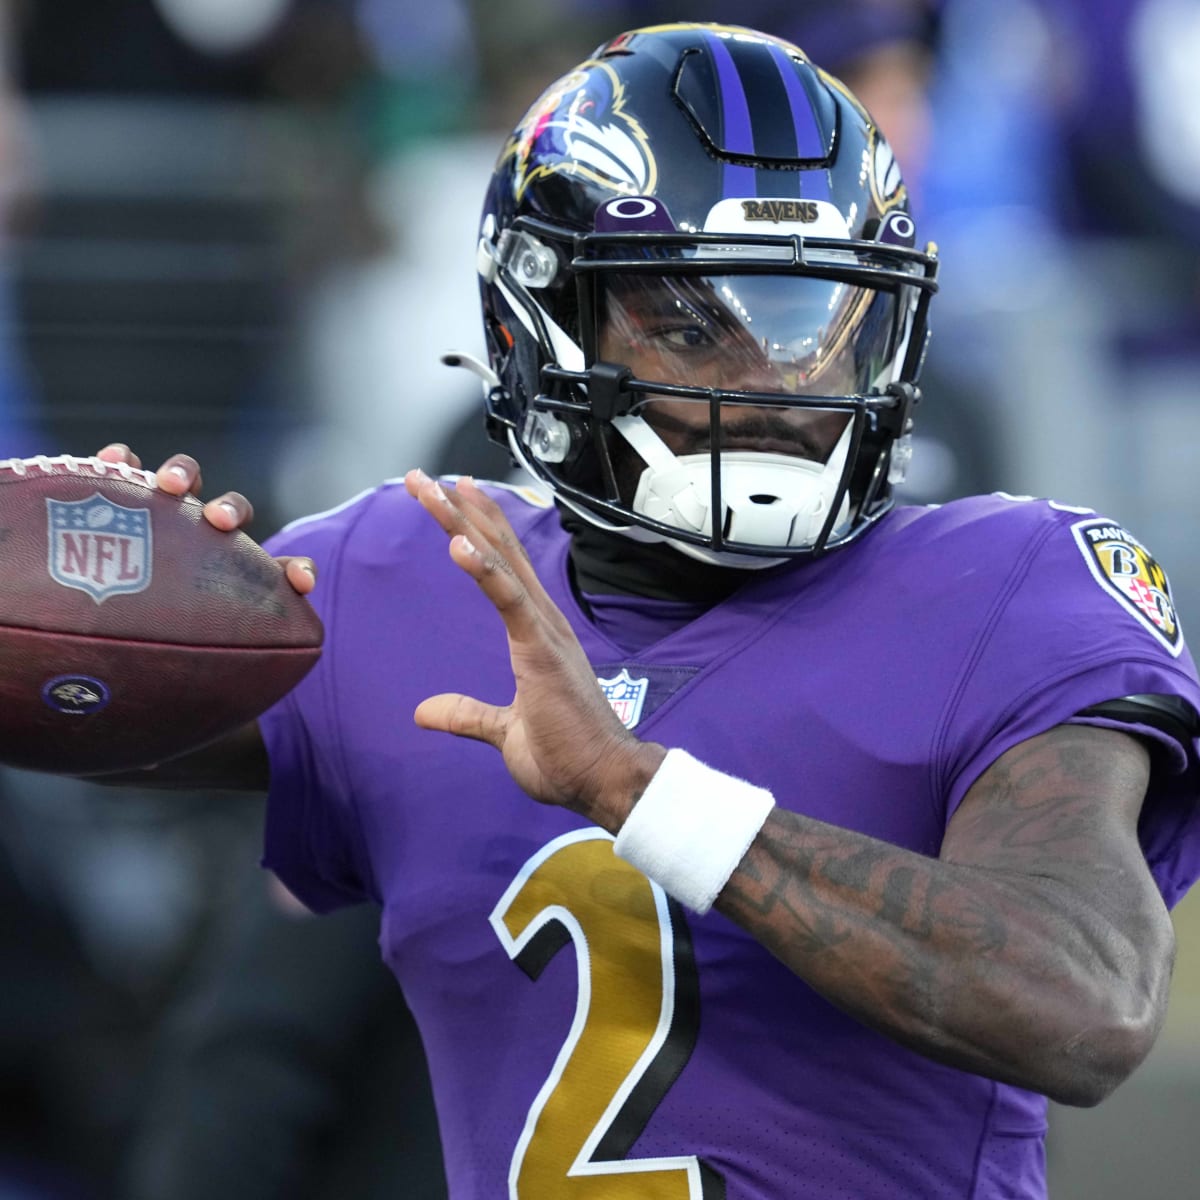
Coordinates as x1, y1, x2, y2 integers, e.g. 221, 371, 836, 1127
0, 455, 324, 776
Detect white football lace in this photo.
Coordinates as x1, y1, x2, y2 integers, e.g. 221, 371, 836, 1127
0, 454, 157, 486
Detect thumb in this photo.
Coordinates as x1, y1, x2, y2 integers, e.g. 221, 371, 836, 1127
414, 693, 506, 749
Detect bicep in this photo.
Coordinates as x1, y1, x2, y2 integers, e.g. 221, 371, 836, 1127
942, 724, 1150, 868
941, 724, 1170, 957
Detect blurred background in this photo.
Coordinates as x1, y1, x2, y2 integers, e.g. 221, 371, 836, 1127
0, 0, 1196, 1196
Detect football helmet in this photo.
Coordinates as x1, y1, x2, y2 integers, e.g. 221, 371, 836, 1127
467, 22, 938, 564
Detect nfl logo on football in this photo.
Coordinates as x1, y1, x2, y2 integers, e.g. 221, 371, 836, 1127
597, 668, 649, 730
46, 494, 153, 603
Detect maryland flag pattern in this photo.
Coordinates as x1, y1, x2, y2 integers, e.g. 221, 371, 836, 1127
1072, 519, 1183, 656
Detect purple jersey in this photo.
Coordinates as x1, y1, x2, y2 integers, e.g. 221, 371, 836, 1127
259, 483, 1200, 1200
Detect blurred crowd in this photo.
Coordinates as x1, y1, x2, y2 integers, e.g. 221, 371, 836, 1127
0, 2, 1197, 1198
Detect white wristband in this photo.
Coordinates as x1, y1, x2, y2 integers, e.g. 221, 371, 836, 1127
613, 749, 775, 914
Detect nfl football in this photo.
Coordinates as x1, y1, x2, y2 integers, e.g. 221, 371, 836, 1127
0, 455, 323, 776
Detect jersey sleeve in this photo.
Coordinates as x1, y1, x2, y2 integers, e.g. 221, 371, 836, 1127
256, 496, 379, 913
940, 502, 1200, 907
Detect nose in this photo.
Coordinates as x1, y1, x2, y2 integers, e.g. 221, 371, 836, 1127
717, 349, 788, 394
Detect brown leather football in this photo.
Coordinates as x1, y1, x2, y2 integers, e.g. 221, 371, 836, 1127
0, 455, 323, 775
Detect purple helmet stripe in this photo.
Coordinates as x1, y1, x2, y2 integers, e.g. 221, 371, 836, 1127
768, 41, 831, 202
768, 42, 826, 159
706, 33, 758, 195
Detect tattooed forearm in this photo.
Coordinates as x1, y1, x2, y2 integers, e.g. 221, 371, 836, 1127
715, 725, 1174, 1105
732, 840, 855, 955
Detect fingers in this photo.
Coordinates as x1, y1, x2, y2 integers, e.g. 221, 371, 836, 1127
414, 692, 506, 750
202, 491, 255, 532
277, 555, 317, 596
405, 471, 544, 592
97, 443, 141, 470
404, 470, 547, 643
153, 453, 256, 532
404, 470, 494, 560
454, 476, 533, 568
154, 452, 204, 497
96, 445, 256, 532
404, 471, 519, 553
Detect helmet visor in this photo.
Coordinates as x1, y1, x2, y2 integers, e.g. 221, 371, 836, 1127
595, 270, 905, 399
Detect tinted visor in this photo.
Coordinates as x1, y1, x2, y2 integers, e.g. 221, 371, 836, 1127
595, 271, 904, 398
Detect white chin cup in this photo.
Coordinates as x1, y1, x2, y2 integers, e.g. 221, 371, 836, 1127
631, 446, 851, 551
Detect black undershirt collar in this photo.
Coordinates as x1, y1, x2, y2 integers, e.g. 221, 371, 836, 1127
559, 507, 757, 602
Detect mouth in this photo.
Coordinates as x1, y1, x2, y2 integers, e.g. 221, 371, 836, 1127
638, 405, 846, 465
663, 424, 832, 462
711, 438, 826, 460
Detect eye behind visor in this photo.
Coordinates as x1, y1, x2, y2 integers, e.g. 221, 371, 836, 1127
596, 271, 896, 398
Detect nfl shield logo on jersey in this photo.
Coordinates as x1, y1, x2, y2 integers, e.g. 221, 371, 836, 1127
597, 668, 649, 730
46, 493, 153, 603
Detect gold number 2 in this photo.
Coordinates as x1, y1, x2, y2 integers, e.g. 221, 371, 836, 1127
490, 828, 724, 1199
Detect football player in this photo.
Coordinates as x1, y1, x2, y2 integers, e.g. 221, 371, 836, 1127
97, 23, 1200, 1200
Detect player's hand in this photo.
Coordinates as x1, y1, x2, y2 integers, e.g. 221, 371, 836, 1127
405, 469, 666, 830
95, 444, 316, 596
